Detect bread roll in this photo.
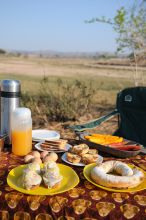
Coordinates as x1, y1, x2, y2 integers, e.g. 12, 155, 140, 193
24, 155, 34, 163
40, 151, 49, 159
91, 160, 144, 188
43, 152, 58, 163
30, 151, 40, 158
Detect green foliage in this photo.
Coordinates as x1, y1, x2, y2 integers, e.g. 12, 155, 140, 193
87, 0, 146, 85
85, 16, 113, 25
114, 1, 146, 54
0, 49, 6, 54
21, 77, 96, 125
114, 7, 126, 26
87, 0, 146, 55
19, 71, 135, 126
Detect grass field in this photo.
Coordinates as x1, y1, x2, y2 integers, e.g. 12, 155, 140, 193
1, 55, 145, 98
0, 55, 146, 133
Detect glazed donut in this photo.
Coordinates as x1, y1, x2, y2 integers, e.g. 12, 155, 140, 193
91, 160, 144, 188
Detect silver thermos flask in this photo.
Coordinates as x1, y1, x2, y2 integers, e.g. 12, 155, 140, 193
0, 79, 21, 145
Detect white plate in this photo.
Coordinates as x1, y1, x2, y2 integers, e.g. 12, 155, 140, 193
61, 153, 103, 167
32, 130, 60, 141
61, 153, 85, 166
35, 142, 72, 153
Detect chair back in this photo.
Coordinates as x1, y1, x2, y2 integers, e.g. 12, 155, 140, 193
115, 87, 146, 146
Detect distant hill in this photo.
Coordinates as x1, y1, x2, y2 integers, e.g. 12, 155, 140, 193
5, 49, 126, 58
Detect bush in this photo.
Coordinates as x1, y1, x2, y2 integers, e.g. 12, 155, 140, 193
0, 49, 6, 54
21, 76, 96, 125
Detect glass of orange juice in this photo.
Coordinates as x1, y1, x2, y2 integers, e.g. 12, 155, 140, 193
11, 108, 32, 156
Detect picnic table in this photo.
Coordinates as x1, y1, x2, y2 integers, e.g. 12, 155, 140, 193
0, 141, 146, 220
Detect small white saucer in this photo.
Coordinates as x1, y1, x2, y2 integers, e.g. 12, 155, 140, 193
32, 130, 60, 141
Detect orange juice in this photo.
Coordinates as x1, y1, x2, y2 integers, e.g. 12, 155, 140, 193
12, 129, 32, 156
11, 107, 32, 156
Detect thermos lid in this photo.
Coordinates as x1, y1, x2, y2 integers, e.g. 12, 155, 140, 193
0, 79, 21, 92
12, 107, 31, 121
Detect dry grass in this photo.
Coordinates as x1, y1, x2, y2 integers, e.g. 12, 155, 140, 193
0, 55, 146, 134
0, 55, 145, 77
1, 55, 145, 94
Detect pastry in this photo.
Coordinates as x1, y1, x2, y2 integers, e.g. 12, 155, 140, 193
27, 162, 41, 174
82, 153, 99, 164
91, 160, 144, 188
22, 169, 42, 190
88, 149, 98, 155
70, 144, 89, 156
43, 161, 63, 188
66, 152, 81, 164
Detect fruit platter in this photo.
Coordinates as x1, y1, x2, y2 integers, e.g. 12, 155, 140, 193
79, 133, 143, 158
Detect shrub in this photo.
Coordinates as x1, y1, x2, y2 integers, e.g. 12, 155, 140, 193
0, 49, 6, 54
21, 76, 96, 125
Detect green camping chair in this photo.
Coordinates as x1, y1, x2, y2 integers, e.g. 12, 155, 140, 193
69, 87, 146, 150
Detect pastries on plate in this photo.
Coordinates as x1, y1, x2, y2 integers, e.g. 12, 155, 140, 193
66, 144, 100, 165
90, 160, 144, 188
21, 161, 63, 190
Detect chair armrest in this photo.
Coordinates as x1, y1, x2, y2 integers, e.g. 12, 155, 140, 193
68, 109, 119, 132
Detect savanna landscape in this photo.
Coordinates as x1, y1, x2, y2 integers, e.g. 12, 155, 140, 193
0, 0, 145, 139
1, 53, 146, 138
1, 1, 146, 219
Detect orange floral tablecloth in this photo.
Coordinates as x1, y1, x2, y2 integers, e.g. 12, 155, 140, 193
0, 151, 146, 220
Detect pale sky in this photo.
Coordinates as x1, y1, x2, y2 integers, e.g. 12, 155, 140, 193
0, 0, 134, 52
